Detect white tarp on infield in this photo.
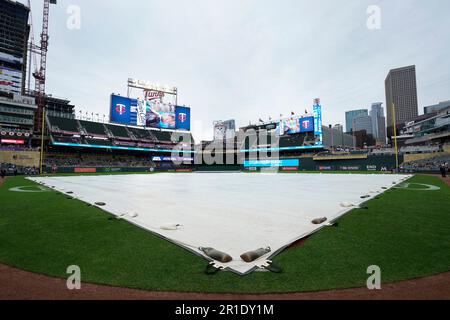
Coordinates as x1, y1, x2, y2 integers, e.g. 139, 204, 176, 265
29, 173, 410, 275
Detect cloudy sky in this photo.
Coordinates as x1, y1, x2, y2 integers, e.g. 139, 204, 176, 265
23, 0, 450, 140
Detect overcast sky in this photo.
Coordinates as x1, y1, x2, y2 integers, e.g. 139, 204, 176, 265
23, 0, 450, 140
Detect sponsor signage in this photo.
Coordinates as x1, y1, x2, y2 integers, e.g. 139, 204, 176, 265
74, 168, 97, 173
340, 166, 361, 171
281, 167, 299, 171
367, 165, 378, 171
152, 156, 193, 162
318, 166, 333, 171
1, 139, 25, 145
244, 159, 300, 168
313, 101, 323, 146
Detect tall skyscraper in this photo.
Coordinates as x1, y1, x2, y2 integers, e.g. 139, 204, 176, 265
352, 115, 373, 135
385, 65, 419, 127
0, 0, 30, 95
370, 102, 387, 144
345, 109, 368, 133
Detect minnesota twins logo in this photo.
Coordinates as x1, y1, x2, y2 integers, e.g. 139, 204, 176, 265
302, 120, 310, 129
178, 113, 187, 123
115, 104, 126, 115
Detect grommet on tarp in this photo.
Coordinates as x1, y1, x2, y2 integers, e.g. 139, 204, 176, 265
326, 222, 339, 227
240, 247, 271, 263
205, 262, 224, 275
258, 260, 282, 274
311, 217, 327, 225
108, 213, 126, 221
95, 202, 106, 206
360, 195, 370, 199
160, 223, 181, 231
340, 202, 354, 208
199, 247, 233, 263
66, 191, 73, 194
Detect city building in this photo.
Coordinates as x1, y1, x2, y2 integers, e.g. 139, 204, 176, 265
424, 100, 450, 115
0, 0, 30, 95
370, 102, 387, 145
323, 125, 355, 149
353, 115, 373, 135
345, 109, 368, 133
333, 124, 344, 132
385, 65, 419, 126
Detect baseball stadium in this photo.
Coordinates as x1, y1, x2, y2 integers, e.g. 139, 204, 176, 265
1, 0, 450, 302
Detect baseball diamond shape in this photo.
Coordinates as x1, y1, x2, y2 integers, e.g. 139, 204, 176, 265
29, 173, 411, 275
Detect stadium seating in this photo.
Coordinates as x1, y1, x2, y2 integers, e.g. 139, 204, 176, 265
151, 130, 173, 143
128, 127, 156, 141
84, 138, 113, 146
105, 124, 131, 139
401, 153, 450, 172
47, 116, 80, 133
79, 120, 108, 136
44, 152, 155, 168
52, 135, 81, 144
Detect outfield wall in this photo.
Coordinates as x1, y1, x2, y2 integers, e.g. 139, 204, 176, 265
197, 155, 403, 172
0, 150, 40, 167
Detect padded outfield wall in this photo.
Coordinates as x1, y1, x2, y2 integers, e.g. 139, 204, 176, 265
196, 155, 403, 172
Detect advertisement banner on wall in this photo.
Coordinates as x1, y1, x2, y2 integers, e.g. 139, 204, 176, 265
244, 159, 300, 168
175, 106, 191, 131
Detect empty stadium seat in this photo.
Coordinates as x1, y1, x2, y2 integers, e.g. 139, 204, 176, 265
47, 116, 80, 133
79, 121, 108, 136
106, 124, 131, 139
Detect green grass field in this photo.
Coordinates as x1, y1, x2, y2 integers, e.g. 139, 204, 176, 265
0, 174, 449, 294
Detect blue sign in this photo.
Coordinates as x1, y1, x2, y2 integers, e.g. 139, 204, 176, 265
110, 95, 138, 125
243, 159, 300, 168
299, 117, 314, 133
313, 104, 323, 146
175, 106, 191, 131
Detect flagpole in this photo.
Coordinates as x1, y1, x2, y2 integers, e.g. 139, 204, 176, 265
392, 103, 399, 171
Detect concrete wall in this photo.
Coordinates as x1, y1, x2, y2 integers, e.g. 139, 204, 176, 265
0, 150, 40, 167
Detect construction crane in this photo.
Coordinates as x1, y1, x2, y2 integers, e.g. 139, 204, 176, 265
33, 0, 57, 134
